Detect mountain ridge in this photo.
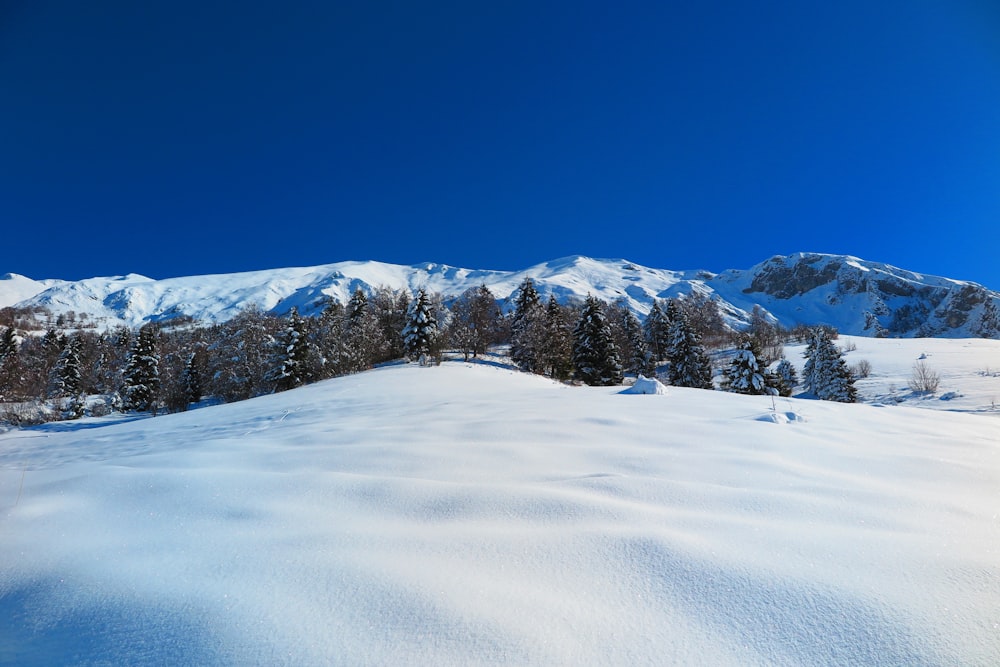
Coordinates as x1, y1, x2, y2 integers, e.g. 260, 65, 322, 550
2, 253, 998, 338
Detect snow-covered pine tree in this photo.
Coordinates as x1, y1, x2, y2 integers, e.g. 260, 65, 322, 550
618, 306, 654, 377
539, 294, 573, 380
808, 334, 857, 403
643, 299, 671, 362
772, 358, 797, 397
123, 324, 160, 412
402, 289, 438, 365
572, 295, 624, 386
346, 288, 368, 323
665, 310, 714, 389
724, 341, 770, 395
274, 307, 314, 392
0, 326, 19, 400
0, 326, 17, 362
183, 350, 204, 405
51, 334, 83, 397
510, 277, 545, 373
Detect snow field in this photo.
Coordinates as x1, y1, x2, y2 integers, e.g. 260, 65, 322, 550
1, 352, 999, 665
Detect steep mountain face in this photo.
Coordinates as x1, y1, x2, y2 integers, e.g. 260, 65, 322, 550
2, 253, 998, 338
709, 253, 1000, 338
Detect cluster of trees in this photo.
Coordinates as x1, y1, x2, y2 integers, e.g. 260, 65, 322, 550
0, 280, 861, 424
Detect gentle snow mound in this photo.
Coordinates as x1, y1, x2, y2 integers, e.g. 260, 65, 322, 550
756, 411, 806, 424
620, 375, 667, 394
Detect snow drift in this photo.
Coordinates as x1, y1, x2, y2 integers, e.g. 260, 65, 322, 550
1, 357, 998, 665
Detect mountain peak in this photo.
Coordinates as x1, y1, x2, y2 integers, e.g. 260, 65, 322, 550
1, 254, 996, 338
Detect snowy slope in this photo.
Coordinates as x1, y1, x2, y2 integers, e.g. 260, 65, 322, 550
2, 253, 998, 337
0, 273, 63, 309
1, 346, 999, 665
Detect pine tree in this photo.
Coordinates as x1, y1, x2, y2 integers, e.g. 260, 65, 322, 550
123, 325, 160, 412
183, 351, 204, 405
0, 326, 17, 362
805, 332, 857, 403
402, 289, 438, 364
539, 295, 573, 380
619, 307, 654, 377
665, 311, 714, 389
724, 341, 769, 395
274, 307, 314, 392
572, 295, 623, 386
0, 326, 20, 400
52, 334, 83, 397
510, 277, 545, 373
773, 358, 798, 397
346, 288, 369, 323
643, 299, 671, 362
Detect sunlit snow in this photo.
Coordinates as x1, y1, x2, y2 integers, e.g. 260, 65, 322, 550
1, 340, 999, 665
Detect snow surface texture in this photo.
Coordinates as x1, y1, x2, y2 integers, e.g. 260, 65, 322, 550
3, 252, 998, 337
2, 341, 999, 665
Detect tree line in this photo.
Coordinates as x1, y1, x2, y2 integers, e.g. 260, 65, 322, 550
0, 279, 858, 424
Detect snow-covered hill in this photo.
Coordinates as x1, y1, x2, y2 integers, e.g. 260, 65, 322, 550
1, 344, 998, 665
3, 253, 998, 337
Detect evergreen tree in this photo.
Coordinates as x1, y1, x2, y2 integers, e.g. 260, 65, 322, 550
273, 307, 314, 392
183, 350, 204, 405
0, 326, 17, 362
724, 341, 769, 395
539, 295, 573, 380
572, 295, 623, 386
51, 334, 83, 397
618, 306, 654, 377
510, 277, 545, 373
804, 331, 857, 402
123, 325, 160, 412
665, 311, 714, 389
643, 299, 671, 362
773, 358, 798, 397
346, 288, 369, 323
0, 326, 19, 400
402, 289, 438, 364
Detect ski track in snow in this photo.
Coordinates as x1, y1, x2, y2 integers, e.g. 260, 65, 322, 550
1, 348, 999, 665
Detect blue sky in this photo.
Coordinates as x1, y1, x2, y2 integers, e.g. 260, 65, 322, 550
3, 1, 999, 288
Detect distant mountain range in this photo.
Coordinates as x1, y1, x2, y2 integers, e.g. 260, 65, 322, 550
2, 253, 998, 338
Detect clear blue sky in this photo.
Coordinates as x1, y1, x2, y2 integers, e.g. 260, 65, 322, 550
3, 1, 999, 287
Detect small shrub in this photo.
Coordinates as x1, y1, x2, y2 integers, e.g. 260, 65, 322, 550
908, 360, 940, 394
851, 359, 872, 379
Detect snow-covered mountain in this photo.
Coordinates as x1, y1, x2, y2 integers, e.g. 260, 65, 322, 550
2, 253, 998, 337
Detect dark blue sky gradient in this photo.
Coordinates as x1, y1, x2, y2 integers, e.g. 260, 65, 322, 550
3, 1, 999, 287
